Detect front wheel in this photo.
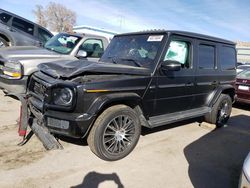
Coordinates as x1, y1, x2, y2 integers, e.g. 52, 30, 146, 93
87, 105, 141, 161
205, 94, 232, 128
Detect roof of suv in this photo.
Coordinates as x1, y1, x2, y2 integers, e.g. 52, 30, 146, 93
116, 30, 235, 45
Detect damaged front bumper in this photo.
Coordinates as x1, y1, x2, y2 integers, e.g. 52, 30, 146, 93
28, 96, 95, 139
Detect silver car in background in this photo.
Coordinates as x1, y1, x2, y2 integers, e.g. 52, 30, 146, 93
0, 32, 109, 98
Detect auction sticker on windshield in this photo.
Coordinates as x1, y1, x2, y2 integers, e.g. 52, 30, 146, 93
147, 35, 164, 42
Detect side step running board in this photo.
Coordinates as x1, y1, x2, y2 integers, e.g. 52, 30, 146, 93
148, 107, 211, 128
31, 119, 63, 150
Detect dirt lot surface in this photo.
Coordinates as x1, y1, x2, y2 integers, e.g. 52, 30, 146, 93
0, 91, 249, 188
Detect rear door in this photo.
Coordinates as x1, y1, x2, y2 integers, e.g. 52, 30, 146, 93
194, 40, 219, 108
11, 17, 38, 45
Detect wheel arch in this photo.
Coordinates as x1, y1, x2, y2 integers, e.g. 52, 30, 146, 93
209, 85, 235, 107
0, 32, 14, 46
87, 93, 142, 114
83, 92, 148, 137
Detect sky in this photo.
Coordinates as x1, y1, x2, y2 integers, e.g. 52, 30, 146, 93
1, 0, 250, 41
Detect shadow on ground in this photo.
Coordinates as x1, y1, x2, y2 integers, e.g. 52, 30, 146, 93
70, 171, 124, 188
184, 114, 250, 188
56, 135, 88, 146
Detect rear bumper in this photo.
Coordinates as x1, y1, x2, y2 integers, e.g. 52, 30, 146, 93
0, 76, 28, 96
235, 94, 250, 104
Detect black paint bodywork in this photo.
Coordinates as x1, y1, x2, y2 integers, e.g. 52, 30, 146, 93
27, 30, 236, 138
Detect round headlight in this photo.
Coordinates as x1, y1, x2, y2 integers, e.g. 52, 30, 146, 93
53, 88, 73, 106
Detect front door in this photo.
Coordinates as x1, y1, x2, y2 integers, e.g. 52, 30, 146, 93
154, 36, 196, 116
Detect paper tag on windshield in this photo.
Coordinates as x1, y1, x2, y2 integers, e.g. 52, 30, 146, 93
147, 35, 164, 42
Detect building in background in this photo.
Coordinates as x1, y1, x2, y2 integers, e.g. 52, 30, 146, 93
73, 25, 117, 41
236, 41, 250, 63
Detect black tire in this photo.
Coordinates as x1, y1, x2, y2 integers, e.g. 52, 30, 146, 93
0, 37, 8, 48
87, 105, 141, 161
205, 94, 232, 128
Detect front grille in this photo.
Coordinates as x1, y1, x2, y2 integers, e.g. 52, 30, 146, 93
28, 73, 54, 101
33, 81, 47, 96
29, 77, 46, 101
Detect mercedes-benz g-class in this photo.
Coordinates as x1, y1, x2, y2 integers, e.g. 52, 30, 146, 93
25, 30, 236, 161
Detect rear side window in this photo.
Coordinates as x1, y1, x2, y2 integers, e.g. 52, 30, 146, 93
198, 44, 215, 69
220, 46, 236, 70
38, 28, 52, 43
0, 13, 11, 23
12, 17, 34, 35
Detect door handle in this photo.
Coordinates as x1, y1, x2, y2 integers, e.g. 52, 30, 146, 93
211, 81, 219, 86
185, 82, 194, 86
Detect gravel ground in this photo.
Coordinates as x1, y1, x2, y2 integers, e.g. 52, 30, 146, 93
0, 91, 249, 188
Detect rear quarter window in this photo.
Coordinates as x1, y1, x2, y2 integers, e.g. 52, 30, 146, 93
219, 46, 236, 70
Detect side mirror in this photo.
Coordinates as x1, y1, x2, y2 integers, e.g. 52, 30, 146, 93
161, 60, 181, 71
77, 50, 88, 58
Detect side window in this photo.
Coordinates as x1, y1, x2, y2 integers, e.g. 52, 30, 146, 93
164, 40, 190, 68
12, 17, 34, 35
38, 28, 52, 43
198, 44, 215, 69
220, 46, 236, 70
80, 39, 104, 58
0, 13, 11, 23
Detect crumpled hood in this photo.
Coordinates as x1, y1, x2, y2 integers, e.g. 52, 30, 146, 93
0, 46, 62, 60
38, 59, 151, 79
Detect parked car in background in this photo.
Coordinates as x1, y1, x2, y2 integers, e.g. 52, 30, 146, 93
0, 32, 109, 98
237, 62, 244, 67
237, 64, 250, 74
239, 152, 250, 188
0, 8, 53, 47
235, 68, 250, 104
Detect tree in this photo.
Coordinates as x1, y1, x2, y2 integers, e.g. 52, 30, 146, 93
33, 2, 76, 32
33, 5, 47, 28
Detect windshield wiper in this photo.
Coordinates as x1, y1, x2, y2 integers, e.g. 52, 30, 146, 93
120, 58, 143, 67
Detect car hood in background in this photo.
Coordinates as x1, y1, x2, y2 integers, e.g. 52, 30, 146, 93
0, 46, 63, 60
38, 60, 151, 79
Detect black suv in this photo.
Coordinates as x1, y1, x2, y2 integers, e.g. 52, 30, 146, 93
26, 30, 236, 161
0, 9, 53, 47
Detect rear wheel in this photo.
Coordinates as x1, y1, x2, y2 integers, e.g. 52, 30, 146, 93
87, 105, 141, 161
205, 94, 232, 128
0, 37, 8, 48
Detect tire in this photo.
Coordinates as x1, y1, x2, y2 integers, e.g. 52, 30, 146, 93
87, 105, 141, 161
205, 94, 232, 128
0, 37, 8, 48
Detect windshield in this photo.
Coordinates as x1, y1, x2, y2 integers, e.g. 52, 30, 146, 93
237, 68, 250, 79
100, 34, 164, 70
44, 33, 82, 54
